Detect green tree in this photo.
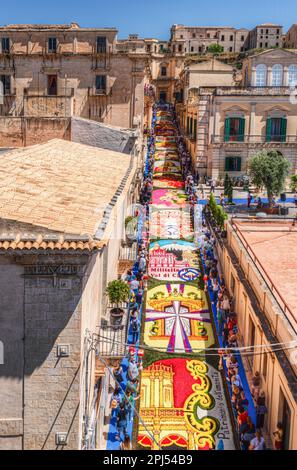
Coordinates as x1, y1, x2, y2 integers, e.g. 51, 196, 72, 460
291, 174, 297, 192
106, 280, 130, 310
224, 173, 233, 203
209, 192, 218, 218
216, 205, 228, 229
208, 192, 228, 229
207, 43, 224, 55
248, 150, 290, 208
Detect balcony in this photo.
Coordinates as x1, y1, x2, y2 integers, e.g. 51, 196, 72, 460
211, 134, 297, 145
23, 87, 74, 117
201, 86, 293, 96
97, 303, 130, 358
24, 87, 74, 97
0, 93, 24, 116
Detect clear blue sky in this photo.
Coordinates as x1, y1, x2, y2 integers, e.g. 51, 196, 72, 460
2, 0, 297, 39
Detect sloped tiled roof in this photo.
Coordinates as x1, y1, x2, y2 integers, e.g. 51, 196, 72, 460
0, 139, 135, 250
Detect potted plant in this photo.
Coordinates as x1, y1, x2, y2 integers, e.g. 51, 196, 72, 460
106, 280, 130, 327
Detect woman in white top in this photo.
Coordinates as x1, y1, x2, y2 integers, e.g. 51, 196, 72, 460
249, 430, 265, 450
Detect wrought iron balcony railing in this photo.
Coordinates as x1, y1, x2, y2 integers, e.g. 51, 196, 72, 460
211, 134, 297, 144
200, 86, 293, 96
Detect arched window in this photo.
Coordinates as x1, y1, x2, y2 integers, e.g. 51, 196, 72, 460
288, 65, 297, 87
255, 64, 267, 87
272, 64, 283, 86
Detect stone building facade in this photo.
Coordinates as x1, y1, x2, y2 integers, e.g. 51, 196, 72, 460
0, 139, 141, 450
215, 219, 297, 450
176, 49, 297, 179
0, 23, 148, 146
285, 24, 297, 49
247, 23, 283, 50
170, 24, 250, 54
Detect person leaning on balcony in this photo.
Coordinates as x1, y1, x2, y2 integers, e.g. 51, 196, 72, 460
273, 422, 284, 450
251, 371, 261, 401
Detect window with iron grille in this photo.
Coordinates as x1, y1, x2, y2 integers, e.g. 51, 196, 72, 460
0, 75, 11, 95
48, 37, 57, 53
96, 37, 107, 53
95, 75, 107, 93
1, 38, 10, 53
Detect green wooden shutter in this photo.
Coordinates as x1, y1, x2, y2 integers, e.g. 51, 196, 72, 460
280, 118, 287, 142
239, 118, 245, 142
225, 157, 230, 171
194, 119, 197, 139
236, 157, 242, 171
224, 118, 230, 142
266, 118, 272, 142
187, 116, 190, 134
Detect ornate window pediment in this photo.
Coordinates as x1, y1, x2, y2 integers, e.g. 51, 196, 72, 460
225, 107, 246, 118
266, 107, 287, 118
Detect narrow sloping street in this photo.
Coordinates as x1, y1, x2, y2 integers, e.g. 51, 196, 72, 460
136, 104, 235, 450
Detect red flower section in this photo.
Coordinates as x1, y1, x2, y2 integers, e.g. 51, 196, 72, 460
150, 358, 198, 408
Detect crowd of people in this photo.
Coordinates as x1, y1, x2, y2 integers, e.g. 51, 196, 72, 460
107, 106, 163, 450
111, 344, 143, 449
199, 221, 285, 450
144, 84, 156, 99
109, 101, 286, 451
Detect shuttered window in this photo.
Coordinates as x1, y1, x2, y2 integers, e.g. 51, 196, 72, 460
266, 117, 287, 142
225, 117, 245, 142
225, 157, 242, 171
193, 119, 197, 140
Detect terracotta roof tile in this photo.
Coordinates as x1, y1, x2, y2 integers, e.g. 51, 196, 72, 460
0, 139, 134, 240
